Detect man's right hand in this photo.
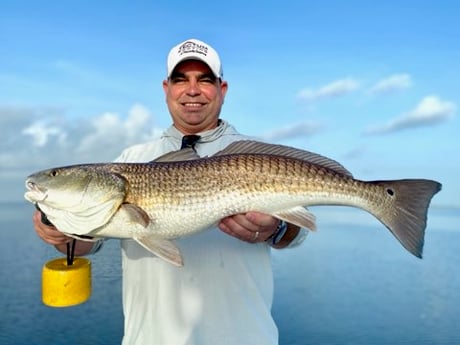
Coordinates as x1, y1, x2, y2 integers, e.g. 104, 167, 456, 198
33, 210, 101, 255
33, 210, 71, 246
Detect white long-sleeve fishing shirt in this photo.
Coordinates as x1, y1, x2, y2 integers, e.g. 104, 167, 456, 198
116, 120, 306, 345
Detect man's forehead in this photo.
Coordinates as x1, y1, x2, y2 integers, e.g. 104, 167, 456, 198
172, 60, 213, 74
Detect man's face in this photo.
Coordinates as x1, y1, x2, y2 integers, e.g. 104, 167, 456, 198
163, 60, 228, 134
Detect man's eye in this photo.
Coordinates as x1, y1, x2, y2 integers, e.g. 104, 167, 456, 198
200, 77, 215, 84
171, 77, 186, 83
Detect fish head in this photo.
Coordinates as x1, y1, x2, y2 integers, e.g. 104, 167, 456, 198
25, 164, 128, 235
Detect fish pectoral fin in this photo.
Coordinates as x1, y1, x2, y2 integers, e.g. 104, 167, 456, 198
134, 236, 184, 267
274, 207, 317, 231
120, 203, 151, 228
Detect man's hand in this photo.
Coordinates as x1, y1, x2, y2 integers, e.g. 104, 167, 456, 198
218, 211, 279, 243
32, 210, 96, 255
33, 210, 70, 246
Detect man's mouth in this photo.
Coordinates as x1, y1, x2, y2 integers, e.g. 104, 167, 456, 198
181, 102, 205, 109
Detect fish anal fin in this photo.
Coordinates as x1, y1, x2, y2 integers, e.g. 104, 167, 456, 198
120, 203, 151, 228
134, 236, 184, 267
274, 206, 317, 231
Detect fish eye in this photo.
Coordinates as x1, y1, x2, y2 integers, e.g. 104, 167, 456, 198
50, 170, 59, 177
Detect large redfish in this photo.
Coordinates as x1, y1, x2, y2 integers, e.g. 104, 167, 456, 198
24, 141, 441, 266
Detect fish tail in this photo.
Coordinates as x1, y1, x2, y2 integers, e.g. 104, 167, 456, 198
374, 179, 442, 258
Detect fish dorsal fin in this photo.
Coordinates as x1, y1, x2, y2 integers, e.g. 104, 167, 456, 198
215, 140, 353, 177
151, 148, 200, 163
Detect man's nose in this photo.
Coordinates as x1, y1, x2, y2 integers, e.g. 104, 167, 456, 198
185, 79, 200, 96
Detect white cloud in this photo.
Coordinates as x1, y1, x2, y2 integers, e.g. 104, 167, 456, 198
411, 95, 455, 119
369, 73, 413, 95
297, 78, 359, 102
76, 104, 161, 158
125, 104, 153, 139
261, 121, 322, 142
1, 103, 164, 202
22, 122, 67, 147
76, 112, 124, 153
364, 95, 456, 135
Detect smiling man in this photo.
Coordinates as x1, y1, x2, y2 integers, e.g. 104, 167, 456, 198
163, 40, 228, 135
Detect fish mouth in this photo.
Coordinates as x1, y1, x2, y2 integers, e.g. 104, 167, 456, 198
24, 179, 48, 202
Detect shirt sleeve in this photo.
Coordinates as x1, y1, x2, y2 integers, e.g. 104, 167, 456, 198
86, 239, 105, 255
285, 228, 309, 248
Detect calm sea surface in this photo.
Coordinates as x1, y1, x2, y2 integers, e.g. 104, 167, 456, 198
1, 202, 459, 345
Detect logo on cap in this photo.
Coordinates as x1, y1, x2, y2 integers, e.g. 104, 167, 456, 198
178, 41, 208, 57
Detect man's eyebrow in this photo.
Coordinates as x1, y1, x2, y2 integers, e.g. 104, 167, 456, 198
169, 71, 217, 81
169, 71, 186, 79
198, 73, 217, 81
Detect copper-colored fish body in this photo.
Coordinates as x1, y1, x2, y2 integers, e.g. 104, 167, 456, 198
25, 141, 441, 266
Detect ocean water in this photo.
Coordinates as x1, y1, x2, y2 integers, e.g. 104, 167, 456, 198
1, 201, 459, 345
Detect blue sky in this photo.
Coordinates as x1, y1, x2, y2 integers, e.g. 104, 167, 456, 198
1, 1, 459, 214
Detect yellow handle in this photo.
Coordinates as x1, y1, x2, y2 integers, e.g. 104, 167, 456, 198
42, 257, 91, 307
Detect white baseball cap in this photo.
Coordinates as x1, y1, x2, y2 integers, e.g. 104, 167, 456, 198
167, 38, 223, 79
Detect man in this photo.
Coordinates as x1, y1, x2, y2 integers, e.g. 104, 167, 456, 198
33, 38, 308, 345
